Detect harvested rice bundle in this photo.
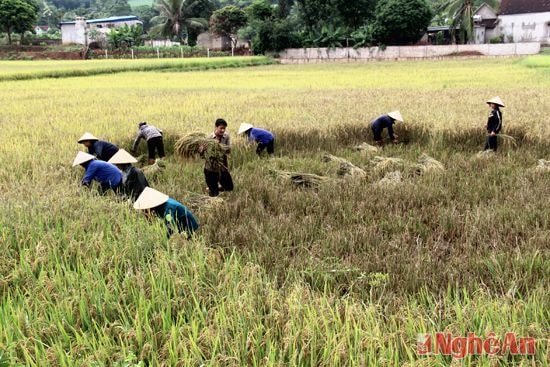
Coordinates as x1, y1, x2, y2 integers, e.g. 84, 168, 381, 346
183, 193, 225, 211
142, 159, 165, 178
322, 153, 367, 178
375, 170, 402, 186
475, 150, 495, 159
174, 133, 226, 168
415, 153, 445, 174
270, 169, 328, 189
534, 159, 550, 172
371, 156, 405, 172
354, 142, 379, 153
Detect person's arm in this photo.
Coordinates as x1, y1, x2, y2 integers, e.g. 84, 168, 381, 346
387, 122, 396, 141
131, 131, 143, 152
81, 163, 97, 186
223, 135, 231, 153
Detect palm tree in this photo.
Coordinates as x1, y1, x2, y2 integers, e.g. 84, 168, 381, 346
440, 0, 475, 43
150, 0, 207, 43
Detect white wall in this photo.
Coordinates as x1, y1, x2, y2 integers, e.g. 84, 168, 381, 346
496, 12, 550, 44
62, 20, 143, 45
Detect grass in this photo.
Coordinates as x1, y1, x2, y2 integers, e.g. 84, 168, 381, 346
0, 56, 549, 365
0, 56, 276, 81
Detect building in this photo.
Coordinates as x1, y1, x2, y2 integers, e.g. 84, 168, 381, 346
197, 31, 249, 51
60, 16, 142, 45
474, 0, 550, 44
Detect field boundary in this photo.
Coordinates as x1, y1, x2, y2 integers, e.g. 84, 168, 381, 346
0, 56, 277, 82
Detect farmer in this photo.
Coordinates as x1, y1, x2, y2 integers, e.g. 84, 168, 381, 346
134, 187, 199, 238
484, 97, 504, 152
108, 149, 149, 200
237, 123, 275, 156
131, 122, 165, 165
370, 111, 404, 146
72, 151, 122, 193
204, 118, 234, 197
78, 132, 119, 162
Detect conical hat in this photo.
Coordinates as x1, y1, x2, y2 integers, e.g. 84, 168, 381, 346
72, 151, 95, 167
388, 111, 404, 122
238, 123, 254, 135
108, 149, 137, 164
486, 96, 505, 107
78, 132, 99, 143
133, 187, 169, 210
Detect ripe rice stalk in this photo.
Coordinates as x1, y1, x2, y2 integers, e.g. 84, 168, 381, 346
415, 153, 445, 174
371, 156, 405, 172
142, 159, 165, 178
174, 133, 226, 168
269, 169, 328, 189
322, 154, 367, 178
354, 142, 380, 153
534, 159, 550, 172
476, 150, 496, 159
183, 193, 225, 211
498, 134, 517, 148
375, 170, 402, 186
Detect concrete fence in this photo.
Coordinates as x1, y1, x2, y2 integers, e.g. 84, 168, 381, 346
279, 43, 541, 63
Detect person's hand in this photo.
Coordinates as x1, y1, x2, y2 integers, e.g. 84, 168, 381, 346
490, 132, 496, 136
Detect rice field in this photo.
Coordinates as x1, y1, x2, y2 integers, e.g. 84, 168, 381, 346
0, 56, 549, 366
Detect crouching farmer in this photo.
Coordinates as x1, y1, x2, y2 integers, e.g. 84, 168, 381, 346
484, 96, 504, 152
370, 111, 404, 146
205, 118, 234, 197
238, 123, 275, 157
108, 149, 149, 200
131, 122, 165, 165
134, 187, 199, 238
78, 132, 119, 162
72, 151, 122, 193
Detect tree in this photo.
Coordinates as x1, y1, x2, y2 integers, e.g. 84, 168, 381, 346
294, 0, 376, 33
373, 0, 433, 45
150, 0, 208, 43
134, 5, 159, 32
107, 23, 143, 47
439, 0, 475, 43
0, 0, 39, 44
209, 5, 246, 50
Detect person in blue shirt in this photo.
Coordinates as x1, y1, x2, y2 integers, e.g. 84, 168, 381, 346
72, 151, 122, 193
484, 96, 504, 152
134, 187, 199, 238
78, 132, 119, 162
238, 123, 275, 156
370, 111, 404, 146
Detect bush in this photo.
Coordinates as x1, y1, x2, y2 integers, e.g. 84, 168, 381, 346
489, 34, 504, 44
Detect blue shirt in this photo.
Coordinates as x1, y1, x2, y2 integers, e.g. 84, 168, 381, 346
82, 160, 122, 190
249, 128, 274, 145
370, 115, 395, 140
155, 198, 199, 238
88, 140, 119, 162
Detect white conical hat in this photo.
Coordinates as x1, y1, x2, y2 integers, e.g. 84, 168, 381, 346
486, 96, 505, 107
78, 132, 99, 143
108, 149, 137, 164
72, 151, 95, 167
388, 111, 404, 122
238, 123, 254, 135
133, 187, 169, 210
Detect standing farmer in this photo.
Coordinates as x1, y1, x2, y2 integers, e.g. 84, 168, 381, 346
78, 132, 119, 162
204, 118, 234, 197
108, 149, 149, 200
131, 122, 165, 165
134, 187, 199, 238
238, 123, 275, 157
484, 97, 504, 152
72, 151, 122, 193
370, 111, 404, 146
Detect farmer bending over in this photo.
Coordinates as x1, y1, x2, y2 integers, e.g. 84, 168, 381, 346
134, 187, 199, 238
238, 123, 275, 156
204, 118, 234, 197
132, 122, 165, 165
72, 151, 122, 194
370, 111, 404, 146
78, 132, 119, 162
108, 149, 149, 201
484, 97, 504, 152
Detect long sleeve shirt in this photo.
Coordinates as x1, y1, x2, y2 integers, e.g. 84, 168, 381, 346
121, 166, 149, 200
370, 115, 395, 140
154, 198, 199, 238
88, 140, 119, 162
82, 160, 122, 191
486, 108, 502, 134
249, 128, 274, 145
132, 125, 163, 151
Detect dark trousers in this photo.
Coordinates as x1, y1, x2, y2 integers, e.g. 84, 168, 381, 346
372, 127, 383, 142
485, 135, 498, 151
147, 136, 165, 160
256, 139, 275, 156
204, 169, 234, 197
